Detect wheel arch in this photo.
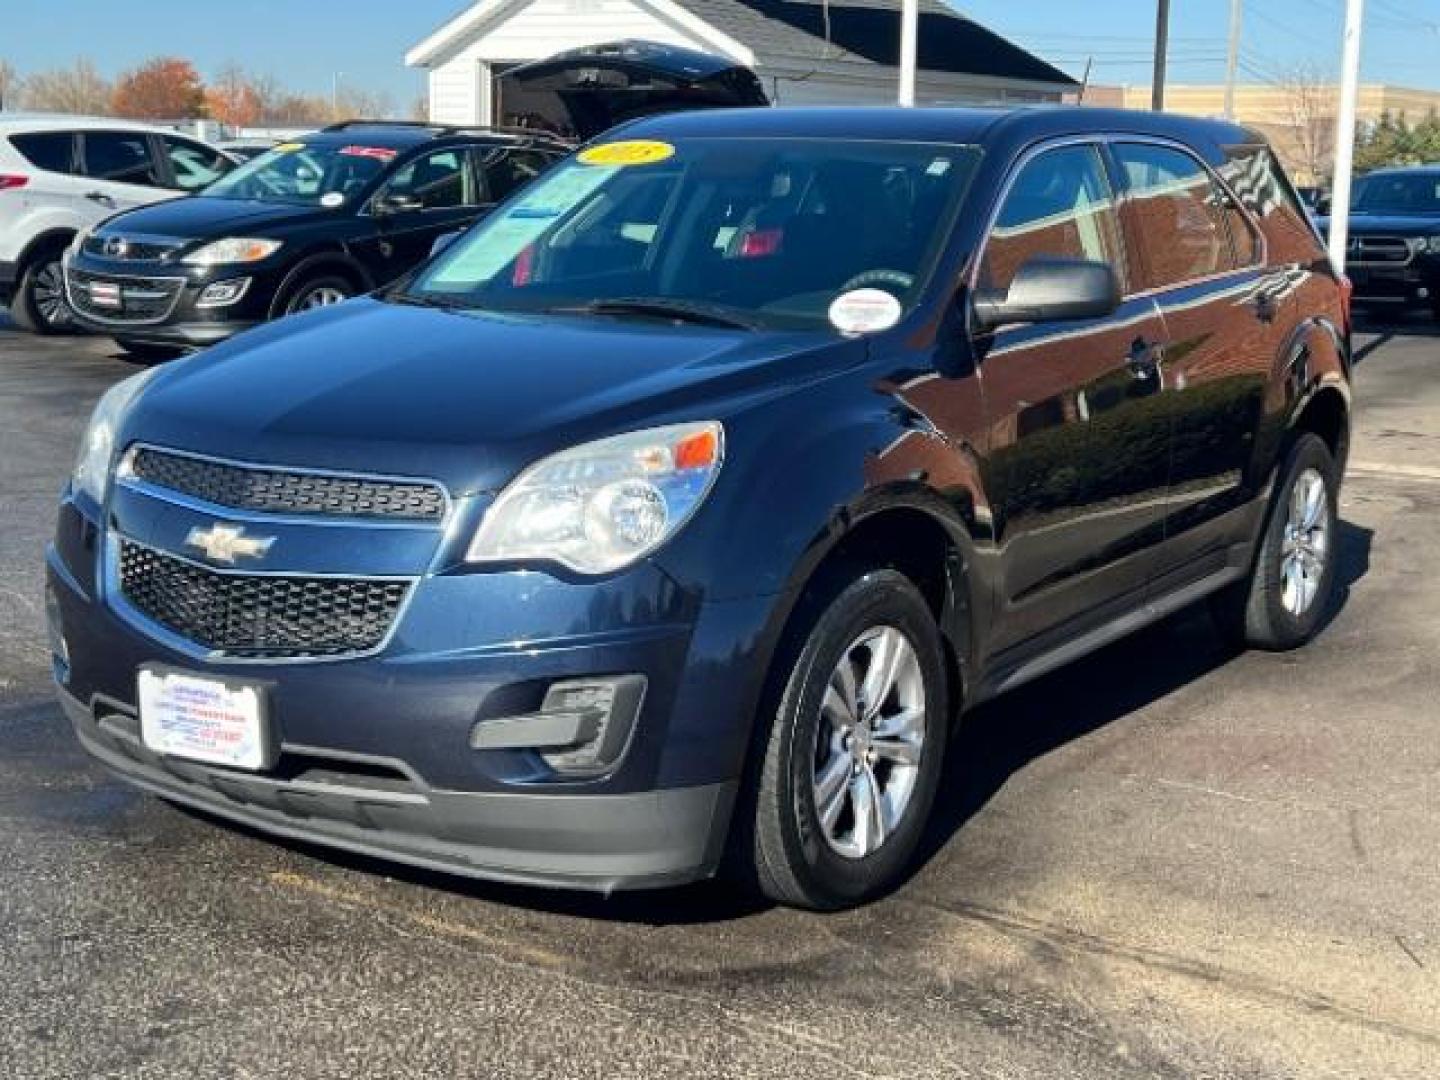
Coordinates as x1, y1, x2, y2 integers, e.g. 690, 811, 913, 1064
267, 249, 374, 319
16, 227, 77, 272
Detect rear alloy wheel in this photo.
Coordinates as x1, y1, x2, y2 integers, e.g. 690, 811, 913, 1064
1212, 433, 1339, 650
747, 568, 947, 910
282, 276, 353, 315
11, 252, 75, 334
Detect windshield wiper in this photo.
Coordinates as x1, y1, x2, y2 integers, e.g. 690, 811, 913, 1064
388, 291, 475, 312
548, 297, 758, 330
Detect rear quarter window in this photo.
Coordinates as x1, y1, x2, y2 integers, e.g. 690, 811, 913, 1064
9, 131, 75, 174
1219, 144, 1323, 266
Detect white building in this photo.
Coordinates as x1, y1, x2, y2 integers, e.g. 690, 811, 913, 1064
406, 0, 1075, 126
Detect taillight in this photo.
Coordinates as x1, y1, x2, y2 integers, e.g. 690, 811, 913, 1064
0, 174, 28, 192
737, 228, 784, 258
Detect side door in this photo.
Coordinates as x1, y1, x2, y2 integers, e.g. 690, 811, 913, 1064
1108, 141, 1280, 586
76, 130, 175, 214
360, 147, 484, 284
972, 141, 1172, 656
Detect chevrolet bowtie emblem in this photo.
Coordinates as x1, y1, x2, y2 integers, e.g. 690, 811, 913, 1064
185, 523, 275, 564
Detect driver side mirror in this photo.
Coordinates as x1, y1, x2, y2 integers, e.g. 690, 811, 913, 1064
971, 256, 1120, 333
374, 192, 424, 215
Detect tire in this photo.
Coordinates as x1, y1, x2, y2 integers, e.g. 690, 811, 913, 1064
1211, 433, 1340, 651
746, 568, 949, 910
9, 248, 75, 335
115, 339, 185, 364
277, 273, 353, 317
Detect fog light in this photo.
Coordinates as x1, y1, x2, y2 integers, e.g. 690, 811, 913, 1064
196, 277, 251, 308
471, 674, 646, 778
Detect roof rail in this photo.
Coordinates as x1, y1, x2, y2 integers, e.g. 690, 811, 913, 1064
320, 119, 447, 133
321, 118, 575, 145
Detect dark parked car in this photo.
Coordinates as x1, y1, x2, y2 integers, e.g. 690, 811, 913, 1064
1317, 164, 1440, 319
62, 121, 571, 358
48, 106, 1350, 910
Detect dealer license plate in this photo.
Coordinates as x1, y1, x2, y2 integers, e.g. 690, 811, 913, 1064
137, 667, 270, 770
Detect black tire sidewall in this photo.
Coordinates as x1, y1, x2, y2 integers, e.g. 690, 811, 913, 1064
14, 252, 74, 335
765, 570, 948, 908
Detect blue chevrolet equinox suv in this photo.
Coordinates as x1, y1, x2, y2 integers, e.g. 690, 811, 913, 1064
49, 106, 1351, 909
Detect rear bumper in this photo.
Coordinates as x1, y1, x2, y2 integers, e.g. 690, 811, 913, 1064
60, 687, 736, 891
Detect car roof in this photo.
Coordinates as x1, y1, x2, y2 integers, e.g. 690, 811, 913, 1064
613, 105, 1258, 151
300, 122, 569, 151
1362, 163, 1440, 176
0, 113, 181, 135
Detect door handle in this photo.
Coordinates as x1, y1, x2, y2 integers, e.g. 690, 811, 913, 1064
84, 191, 116, 207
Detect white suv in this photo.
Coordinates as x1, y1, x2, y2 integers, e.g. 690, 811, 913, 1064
0, 116, 235, 334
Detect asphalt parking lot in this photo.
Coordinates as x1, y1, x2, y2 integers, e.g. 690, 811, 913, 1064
2, 312, 1438, 1079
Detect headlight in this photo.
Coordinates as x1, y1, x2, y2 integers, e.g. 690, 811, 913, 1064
467, 422, 724, 574
182, 238, 282, 266
72, 368, 161, 504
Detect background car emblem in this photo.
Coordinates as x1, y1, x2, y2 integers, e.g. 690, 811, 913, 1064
103, 237, 130, 258
184, 523, 275, 564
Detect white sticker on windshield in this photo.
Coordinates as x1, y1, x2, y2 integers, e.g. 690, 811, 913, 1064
320, 192, 345, 208
828, 289, 903, 334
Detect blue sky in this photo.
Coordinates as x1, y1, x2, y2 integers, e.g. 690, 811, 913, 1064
4, 0, 1440, 104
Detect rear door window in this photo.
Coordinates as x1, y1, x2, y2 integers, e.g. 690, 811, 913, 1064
980, 143, 1125, 295
9, 131, 76, 174
80, 131, 162, 187
159, 135, 232, 191
1112, 142, 1250, 289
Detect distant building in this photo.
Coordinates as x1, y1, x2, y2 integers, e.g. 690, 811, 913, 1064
406, 0, 1075, 125
1085, 83, 1440, 186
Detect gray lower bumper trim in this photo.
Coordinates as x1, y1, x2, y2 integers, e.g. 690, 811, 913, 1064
60, 689, 735, 893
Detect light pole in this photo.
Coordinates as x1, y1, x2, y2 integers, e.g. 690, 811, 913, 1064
1224, 0, 1243, 119
898, 0, 918, 106
1328, 0, 1366, 271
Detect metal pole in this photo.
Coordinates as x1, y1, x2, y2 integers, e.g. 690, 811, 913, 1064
1224, 0, 1243, 119
1152, 0, 1170, 111
1328, 0, 1365, 271
899, 0, 919, 106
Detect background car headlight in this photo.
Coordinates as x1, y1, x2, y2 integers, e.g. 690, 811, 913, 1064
182, 238, 282, 266
467, 422, 724, 574
72, 367, 160, 504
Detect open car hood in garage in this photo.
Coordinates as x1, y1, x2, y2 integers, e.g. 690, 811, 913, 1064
495, 39, 769, 143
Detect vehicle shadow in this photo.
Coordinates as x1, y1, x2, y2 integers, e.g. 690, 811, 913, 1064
178, 521, 1374, 926
1351, 309, 1440, 366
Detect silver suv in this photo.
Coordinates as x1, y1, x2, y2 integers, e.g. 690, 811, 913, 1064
0, 116, 234, 334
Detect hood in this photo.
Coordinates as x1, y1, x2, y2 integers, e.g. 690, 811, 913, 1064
495, 39, 768, 142
1315, 211, 1440, 235
94, 197, 337, 249
123, 298, 855, 495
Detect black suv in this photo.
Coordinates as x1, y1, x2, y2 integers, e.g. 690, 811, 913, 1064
50, 107, 1351, 910
62, 121, 571, 358
1318, 164, 1440, 319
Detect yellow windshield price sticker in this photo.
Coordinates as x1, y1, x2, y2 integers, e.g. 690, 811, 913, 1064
274, 142, 305, 152
577, 140, 675, 167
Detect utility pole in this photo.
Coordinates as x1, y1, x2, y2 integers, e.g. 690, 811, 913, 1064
1328, 0, 1366, 270
1224, 0, 1243, 119
1152, 0, 1171, 111
898, 0, 919, 106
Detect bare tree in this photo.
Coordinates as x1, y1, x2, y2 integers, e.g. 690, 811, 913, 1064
0, 60, 22, 111
24, 59, 112, 115
332, 84, 394, 123
1280, 66, 1338, 188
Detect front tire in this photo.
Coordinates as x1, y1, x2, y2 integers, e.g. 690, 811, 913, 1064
1212, 433, 1339, 650
748, 569, 948, 910
10, 250, 74, 334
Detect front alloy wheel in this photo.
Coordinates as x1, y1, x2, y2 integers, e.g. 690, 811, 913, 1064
11, 254, 75, 334
745, 568, 947, 910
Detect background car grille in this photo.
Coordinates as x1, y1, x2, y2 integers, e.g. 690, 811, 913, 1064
82, 235, 180, 261
67, 268, 183, 324
117, 540, 410, 658
128, 447, 448, 522
1350, 236, 1412, 264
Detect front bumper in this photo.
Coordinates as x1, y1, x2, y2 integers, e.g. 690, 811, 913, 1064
47, 483, 778, 892
1346, 260, 1440, 307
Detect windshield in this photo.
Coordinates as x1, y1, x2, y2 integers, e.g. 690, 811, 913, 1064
1354, 172, 1440, 215
203, 140, 394, 206
403, 137, 979, 331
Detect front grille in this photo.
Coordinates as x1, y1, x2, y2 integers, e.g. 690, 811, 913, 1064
128, 447, 448, 522
1351, 236, 1412, 265
83, 235, 180, 261
67, 268, 183, 325
117, 540, 409, 658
